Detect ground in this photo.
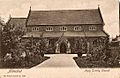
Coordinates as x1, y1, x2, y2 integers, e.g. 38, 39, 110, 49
30, 54, 119, 78
32, 54, 78, 68
31, 54, 83, 78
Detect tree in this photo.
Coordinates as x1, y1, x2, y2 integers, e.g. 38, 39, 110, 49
1, 23, 25, 56
1, 22, 48, 68
0, 17, 4, 67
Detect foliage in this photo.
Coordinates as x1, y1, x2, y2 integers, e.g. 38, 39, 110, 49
1, 24, 24, 57
1, 24, 48, 68
75, 45, 120, 68
2, 38, 48, 68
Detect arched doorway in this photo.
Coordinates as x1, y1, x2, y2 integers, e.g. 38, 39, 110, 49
60, 42, 67, 53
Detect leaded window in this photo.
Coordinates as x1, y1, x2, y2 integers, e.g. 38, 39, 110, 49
60, 26, 67, 31
89, 26, 97, 31
74, 26, 82, 31
32, 27, 39, 31
46, 27, 53, 31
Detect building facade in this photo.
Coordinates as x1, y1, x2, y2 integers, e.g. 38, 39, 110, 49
9, 7, 109, 54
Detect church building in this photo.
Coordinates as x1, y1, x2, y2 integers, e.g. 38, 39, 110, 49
8, 7, 109, 54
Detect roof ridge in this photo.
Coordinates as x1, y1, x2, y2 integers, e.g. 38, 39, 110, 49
31, 9, 98, 12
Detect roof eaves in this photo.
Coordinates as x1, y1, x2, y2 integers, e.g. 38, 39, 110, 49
98, 7, 105, 25
102, 30, 109, 37
26, 23, 103, 26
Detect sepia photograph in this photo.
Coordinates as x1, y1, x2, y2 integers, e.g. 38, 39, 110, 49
0, 0, 119, 78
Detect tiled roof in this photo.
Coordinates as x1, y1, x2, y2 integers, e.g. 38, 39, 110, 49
27, 9, 103, 26
7, 18, 26, 27
22, 32, 43, 38
84, 31, 108, 37
23, 31, 107, 38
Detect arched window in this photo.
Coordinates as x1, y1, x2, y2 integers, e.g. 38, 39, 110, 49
89, 26, 97, 31
60, 26, 67, 31
32, 27, 39, 31
74, 26, 82, 31
32, 27, 34, 31
46, 26, 53, 31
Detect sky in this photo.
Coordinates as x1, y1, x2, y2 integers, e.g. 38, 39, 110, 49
0, 0, 119, 38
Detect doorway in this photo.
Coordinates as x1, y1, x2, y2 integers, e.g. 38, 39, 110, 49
60, 42, 67, 53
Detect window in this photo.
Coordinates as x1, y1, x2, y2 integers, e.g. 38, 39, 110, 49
60, 26, 67, 31
46, 27, 53, 31
89, 26, 96, 31
74, 26, 82, 31
36, 27, 39, 31
32, 27, 34, 31
32, 27, 39, 31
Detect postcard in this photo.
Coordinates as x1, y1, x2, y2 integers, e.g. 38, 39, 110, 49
0, 0, 119, 78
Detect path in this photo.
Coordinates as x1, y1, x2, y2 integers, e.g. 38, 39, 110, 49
33, 54, 78, 68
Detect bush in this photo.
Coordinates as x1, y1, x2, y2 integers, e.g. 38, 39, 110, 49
1, 23, 48, 68
77, 52, 82, 57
